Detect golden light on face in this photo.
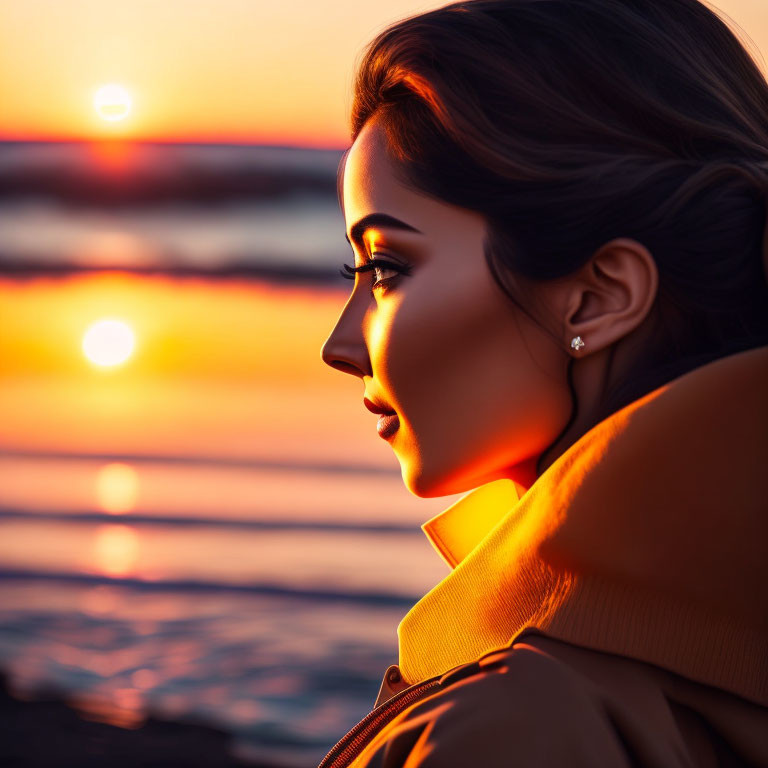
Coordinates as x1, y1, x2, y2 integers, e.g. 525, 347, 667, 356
82, 318, 136, 367
323, 117, 571, 498
93, 84, 132, 122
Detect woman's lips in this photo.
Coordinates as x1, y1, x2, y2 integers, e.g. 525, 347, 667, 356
376, 412, 400, 440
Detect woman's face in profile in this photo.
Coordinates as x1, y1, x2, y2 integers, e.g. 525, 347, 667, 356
321, 116, 572, 497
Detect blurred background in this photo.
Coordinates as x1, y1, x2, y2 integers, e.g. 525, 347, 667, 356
0, 1, 765, 766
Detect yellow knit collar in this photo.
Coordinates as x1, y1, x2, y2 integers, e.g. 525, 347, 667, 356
397, 345, 768, 706
421, 477, 522, 570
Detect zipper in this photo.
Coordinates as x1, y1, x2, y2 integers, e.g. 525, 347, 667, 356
317, 675, 442, 768
317, 653, 504, 768
318, 631, 543, 768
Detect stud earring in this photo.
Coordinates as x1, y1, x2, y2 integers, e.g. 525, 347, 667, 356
570, 335, 585, 351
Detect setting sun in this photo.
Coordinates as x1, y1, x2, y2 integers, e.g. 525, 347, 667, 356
93, 84, 132, 122
82, 318, 136, 367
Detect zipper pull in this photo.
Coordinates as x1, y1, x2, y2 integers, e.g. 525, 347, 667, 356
374, 664, 410, 708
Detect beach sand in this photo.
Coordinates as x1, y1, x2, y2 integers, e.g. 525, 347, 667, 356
0, 672, 297, 768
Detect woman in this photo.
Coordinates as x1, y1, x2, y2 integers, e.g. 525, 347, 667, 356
319, 0, 768, 765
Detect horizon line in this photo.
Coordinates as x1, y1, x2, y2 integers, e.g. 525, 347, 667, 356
0, 135, 349, 151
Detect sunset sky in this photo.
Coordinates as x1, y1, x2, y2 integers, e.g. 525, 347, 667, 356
1, 0, 766, 148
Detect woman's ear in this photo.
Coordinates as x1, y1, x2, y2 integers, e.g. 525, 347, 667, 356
563, 238, 659, 354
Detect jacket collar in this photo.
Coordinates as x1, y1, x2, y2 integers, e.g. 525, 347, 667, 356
421, 476, 522, 570
397, 344, 768, 705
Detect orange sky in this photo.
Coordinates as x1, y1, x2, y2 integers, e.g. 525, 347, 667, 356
0, 0, 765, 148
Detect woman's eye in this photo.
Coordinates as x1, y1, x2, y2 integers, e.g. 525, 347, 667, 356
338, 255, 411, 294
371, 261, 399, 284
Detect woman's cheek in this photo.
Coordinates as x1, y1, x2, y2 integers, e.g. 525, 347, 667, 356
386, 288, 481, 416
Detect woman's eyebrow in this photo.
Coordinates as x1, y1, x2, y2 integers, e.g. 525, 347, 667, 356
345, 213, 423, 248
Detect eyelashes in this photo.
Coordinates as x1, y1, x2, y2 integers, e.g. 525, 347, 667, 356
339, 257, 412, 293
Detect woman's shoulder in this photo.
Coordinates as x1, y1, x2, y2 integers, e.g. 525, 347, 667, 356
353, 639, 628, 768
351, 634, 768, 768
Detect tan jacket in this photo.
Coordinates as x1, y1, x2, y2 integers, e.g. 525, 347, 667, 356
318, 344, 768, 768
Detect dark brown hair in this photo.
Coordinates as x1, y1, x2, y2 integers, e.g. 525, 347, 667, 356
339, 0, 768, 475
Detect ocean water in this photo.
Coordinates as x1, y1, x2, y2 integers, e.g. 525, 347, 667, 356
0, 455, 452, 767
0, 141, 461, 766
0, 141, 347, 279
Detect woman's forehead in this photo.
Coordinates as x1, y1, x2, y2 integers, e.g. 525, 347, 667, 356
342, 120, 446, 239
342, 121, 398, 214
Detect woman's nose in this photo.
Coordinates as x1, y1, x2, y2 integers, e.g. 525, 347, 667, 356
320, 321, 371, 379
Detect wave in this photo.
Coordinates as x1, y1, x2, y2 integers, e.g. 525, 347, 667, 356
0, 567, 417, 607
0, 141, 349, 278
0, 447, 400, 476
0, 256, 342, 284
0, 140, 343, 206
0, 506, 419, 535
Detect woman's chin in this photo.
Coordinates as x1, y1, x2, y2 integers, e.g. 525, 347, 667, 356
399, 450, 537, 499
404, 478, 444, 498
392, 427, 482, 498
400, 463, 473, 499
398, 455, 436, 498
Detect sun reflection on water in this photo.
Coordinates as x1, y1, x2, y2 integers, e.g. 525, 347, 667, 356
93, 525, 140, 577
95, 463, 139, 514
